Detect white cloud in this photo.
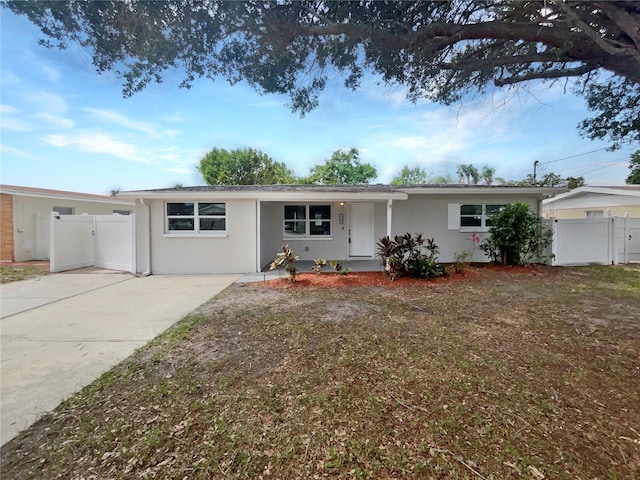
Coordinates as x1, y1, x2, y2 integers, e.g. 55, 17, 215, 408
34, 112, 75, 129
0, 143, 30, 157
1, 104, 31, 131
248, 100, 283, 108
1, 104, 20, 114
38, 63, 61, 83
41, 132, 150, 163
0, 117, 32, 132
83, 107, 158, 136
24, 91, 68, 115
164, 167, 191, 175
161, 129, 181, 140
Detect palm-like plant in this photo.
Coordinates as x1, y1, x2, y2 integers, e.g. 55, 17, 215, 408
482, 166, 496, 185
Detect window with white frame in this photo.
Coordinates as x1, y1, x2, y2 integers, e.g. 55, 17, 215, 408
53, 206, 74, 215
284, 204, 331, 238
454, 204, 508, 230
165, 202, 226, 233
585, 210, 603, 218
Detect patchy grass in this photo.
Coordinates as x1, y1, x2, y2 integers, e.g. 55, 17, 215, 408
2, 265, 639, 479
0, 265, 49, 284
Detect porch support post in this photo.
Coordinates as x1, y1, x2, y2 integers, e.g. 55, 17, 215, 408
387, 199, 393, 238
256, 200, 261, 273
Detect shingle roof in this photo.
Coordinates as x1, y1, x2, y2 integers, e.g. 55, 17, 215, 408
123, 183, 560, 194
123, 184, 405, 194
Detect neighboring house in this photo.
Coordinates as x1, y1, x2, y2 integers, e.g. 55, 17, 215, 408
0, 185, 135, 262
120, 184, 562, 275
542, 186, 640, 219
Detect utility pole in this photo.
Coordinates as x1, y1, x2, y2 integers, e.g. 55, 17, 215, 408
533, 160, 539, 181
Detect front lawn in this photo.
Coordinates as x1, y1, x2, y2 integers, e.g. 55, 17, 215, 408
2, 265, 639, 479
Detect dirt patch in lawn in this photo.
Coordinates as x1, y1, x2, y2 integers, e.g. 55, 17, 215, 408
2, 265, 639, 479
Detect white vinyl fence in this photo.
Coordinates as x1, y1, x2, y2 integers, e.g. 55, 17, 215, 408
49, 212, 136, 273
551, 216, 640, 266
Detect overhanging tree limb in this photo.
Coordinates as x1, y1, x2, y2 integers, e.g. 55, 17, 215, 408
494, 63, 599, 87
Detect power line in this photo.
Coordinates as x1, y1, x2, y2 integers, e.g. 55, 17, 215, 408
557, 157, 628, 174
577, 160, 629, 176
541, 146, 612, 165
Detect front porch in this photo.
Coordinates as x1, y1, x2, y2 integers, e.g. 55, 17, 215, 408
258, 200, 395, 269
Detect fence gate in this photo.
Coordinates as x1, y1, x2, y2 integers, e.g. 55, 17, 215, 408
94, 215, 136, 271
616, 216, 640, 264
551, 217, 639, 266
50, 213, 136, 273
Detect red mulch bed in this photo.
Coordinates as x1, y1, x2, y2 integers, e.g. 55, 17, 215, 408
262, 264, 549, 289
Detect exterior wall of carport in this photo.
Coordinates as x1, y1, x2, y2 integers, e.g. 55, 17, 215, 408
542, 193, 640, 219
138, 198, 258, 274
391, 194, 541, 263
8, 195, 133, 262
259, 201, 388, 267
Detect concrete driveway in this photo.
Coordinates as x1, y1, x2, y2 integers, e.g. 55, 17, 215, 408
0, 271, 239, 445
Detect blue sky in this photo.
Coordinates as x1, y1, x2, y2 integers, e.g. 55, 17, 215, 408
1, 9, 636, 196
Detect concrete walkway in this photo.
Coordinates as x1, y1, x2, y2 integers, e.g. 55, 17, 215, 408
0, 273, 239, 445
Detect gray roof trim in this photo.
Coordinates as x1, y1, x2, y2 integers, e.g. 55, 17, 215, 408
121, 184, 566, 201
0, 184, 135, 205
400, 185, 566, 197
120, 184, 408, 201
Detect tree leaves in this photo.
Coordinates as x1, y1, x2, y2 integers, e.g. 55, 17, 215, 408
305, 148, 377, 184
198, 147, 295, 185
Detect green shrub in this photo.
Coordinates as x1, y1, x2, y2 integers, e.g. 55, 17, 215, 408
479, 202, 552, 266
377, 233, 445, 280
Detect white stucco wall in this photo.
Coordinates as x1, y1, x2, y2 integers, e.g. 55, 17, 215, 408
392, 194, 540, 263
11, 195, 133, 262
142, 198, 257, 275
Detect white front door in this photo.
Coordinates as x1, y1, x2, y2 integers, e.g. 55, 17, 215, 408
349, 203, 374, 257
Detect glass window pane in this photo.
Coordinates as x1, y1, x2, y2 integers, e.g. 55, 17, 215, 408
199, 203, 225, 216
461, 216, 482, 227
167, 203, 194, 216
168, 218, 194, 230
200, 218, 226, 231
284, 220, 306, 235
284, 205, 306, 220
310, 221, 331, 236
461, 204, 482, 215
486, 205, 506, 216
53, 206, 74, 215
309, 205, 331, 220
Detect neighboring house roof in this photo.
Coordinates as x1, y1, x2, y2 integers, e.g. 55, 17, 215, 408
0, 184, 135, 205
542, 185, 640, 205
121, 184, 564, 201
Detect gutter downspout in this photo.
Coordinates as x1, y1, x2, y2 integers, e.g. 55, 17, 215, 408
256, 200, 261, 273
387, 199, 393, 238
140, 198, 151, 276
